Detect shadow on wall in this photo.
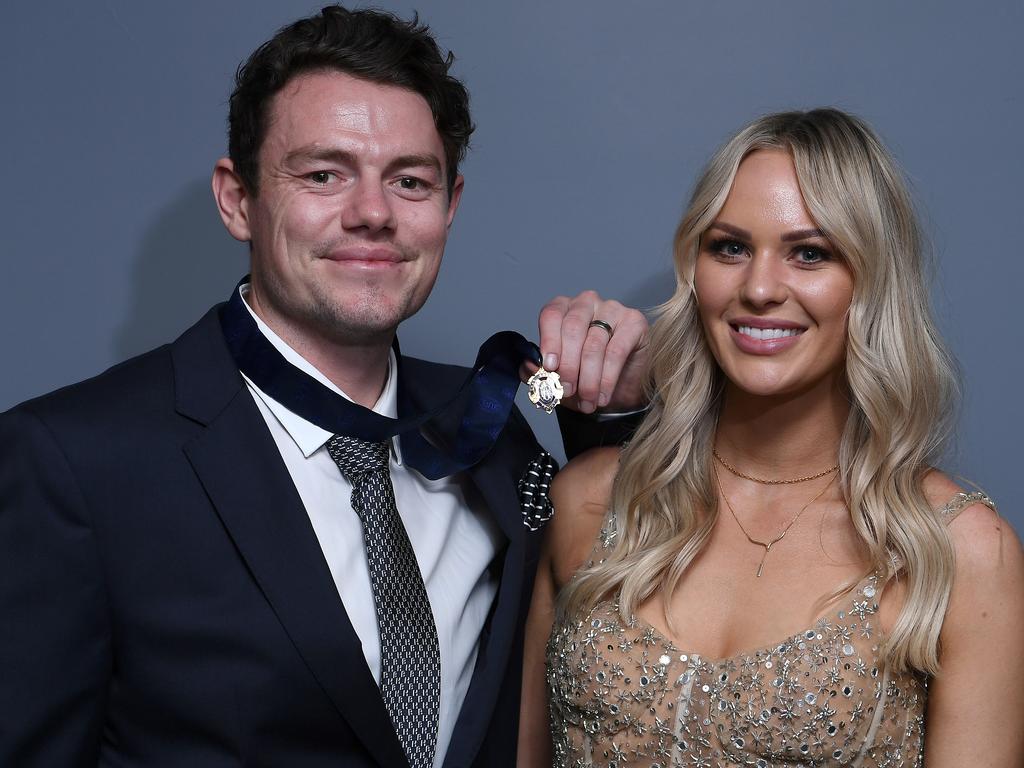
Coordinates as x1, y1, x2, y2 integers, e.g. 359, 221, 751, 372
116, 178, 248, 358
624, 267, 677, 318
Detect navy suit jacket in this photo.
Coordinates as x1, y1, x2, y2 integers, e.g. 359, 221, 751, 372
0, 306, 568, 767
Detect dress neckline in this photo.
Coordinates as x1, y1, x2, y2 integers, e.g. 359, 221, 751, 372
600, 569, 882, 667
586, 491, 993, 666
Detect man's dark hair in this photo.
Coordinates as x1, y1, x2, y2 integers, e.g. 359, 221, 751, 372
228, 5, 473, 196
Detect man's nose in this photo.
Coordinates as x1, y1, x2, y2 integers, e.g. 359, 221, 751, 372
739, 252, 788, 308
341, 177, 396, 232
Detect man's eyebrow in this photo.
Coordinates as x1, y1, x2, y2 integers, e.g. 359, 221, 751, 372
283, 146, 357, 165
388, 153, 442, 173
781, 228, 826, 242
282, 147, 442, 175
708, 221, 751, 239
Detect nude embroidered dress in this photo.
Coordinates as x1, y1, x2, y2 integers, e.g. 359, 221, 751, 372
546, 492, 993, 768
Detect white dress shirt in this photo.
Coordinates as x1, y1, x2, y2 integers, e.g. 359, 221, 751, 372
238, 288, 503, 767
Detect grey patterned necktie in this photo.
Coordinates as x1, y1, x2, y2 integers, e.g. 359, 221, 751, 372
326, 434, 440, 768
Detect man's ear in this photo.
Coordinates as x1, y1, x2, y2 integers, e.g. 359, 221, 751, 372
446, 174, 464, 230
212, 158, 252, 242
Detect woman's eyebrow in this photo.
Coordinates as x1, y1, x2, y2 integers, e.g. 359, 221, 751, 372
781, 228, 826, 242
708, 221, 751, 239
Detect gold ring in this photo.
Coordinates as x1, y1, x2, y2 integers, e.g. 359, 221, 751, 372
588, 319, 613, 337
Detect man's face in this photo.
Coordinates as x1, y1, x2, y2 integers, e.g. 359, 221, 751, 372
240, 70, 462, 347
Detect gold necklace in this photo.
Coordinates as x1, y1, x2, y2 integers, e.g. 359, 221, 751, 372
712, 447, 839, 485
713, 463, 838, 578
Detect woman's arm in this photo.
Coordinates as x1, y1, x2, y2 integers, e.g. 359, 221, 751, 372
517, 446, 620, 767
923, 502, 1024, 765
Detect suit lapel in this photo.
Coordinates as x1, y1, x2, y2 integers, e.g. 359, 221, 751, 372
445, 449, 528, 768
173, 308, 408, 768
399, 357, 534, 768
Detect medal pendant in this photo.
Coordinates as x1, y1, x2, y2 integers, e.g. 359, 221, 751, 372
527, 366, 564, 414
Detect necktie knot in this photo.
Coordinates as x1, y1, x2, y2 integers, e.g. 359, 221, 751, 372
326, 434, 390, 479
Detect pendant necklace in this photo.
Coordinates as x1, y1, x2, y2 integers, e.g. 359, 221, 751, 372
713, 461, 838, 577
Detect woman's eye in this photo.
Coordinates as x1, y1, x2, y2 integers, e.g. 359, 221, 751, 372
795, 246, 831, 264
709, 238, 746, 258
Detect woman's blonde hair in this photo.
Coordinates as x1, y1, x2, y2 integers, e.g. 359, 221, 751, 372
562, 108, 958, 675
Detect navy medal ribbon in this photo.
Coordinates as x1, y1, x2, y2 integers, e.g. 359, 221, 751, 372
219, 278, 539, 480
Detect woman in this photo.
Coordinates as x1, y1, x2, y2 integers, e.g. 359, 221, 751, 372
518, 109, 1024, 766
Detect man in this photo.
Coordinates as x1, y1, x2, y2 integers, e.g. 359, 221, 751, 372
0, 7, 647, 768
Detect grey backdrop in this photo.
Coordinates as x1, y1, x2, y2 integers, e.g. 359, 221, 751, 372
3, 1, 1021, 532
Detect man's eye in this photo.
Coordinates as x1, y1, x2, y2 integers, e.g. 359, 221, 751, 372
308, 171, 333, 185
393, 176, 435, 199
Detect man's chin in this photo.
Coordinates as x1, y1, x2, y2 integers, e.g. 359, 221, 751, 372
311, 304, 408, 344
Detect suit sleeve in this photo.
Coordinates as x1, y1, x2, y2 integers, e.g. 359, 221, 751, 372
0, 407, 110, 766
554, 406, 644, 460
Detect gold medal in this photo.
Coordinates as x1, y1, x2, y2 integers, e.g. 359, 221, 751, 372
527, 366, 564, 414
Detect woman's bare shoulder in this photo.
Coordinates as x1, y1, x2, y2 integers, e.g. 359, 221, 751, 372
922, 471, 1024, 638
551, 445, 620, 511
921, 470, 1006, 545
545, 446, 621, 587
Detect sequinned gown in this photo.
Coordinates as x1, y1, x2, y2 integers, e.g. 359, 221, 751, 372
546, 492, 993, 768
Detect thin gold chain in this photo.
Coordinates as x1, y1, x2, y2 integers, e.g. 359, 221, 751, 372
713, 463, 838, 578
713, 447, 839, 485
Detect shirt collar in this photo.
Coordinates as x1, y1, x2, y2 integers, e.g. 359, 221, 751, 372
237, 284, 402, 464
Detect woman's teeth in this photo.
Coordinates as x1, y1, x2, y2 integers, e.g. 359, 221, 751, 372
736, 325, 802, 340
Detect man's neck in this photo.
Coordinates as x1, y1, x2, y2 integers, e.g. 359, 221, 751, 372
277, 329, 392, 409
244, 294, 393, 409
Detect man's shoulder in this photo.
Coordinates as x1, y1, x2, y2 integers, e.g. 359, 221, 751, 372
400, 354, 470, 386
5, 306, 228, 433
9, 344, 175, 424
0, 343, 184, 476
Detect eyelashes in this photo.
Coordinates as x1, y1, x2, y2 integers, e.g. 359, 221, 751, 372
705, 237, 747, 258
792, 246, 834, 265
703, 237, 837, 266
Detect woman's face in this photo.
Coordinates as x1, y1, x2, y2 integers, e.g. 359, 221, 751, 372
694, 148, 854, 399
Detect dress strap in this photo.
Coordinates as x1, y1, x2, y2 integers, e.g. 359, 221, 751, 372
939, 491, 996, 524
885, 491, 997, 572
586, 448, 625, 567
581, 507, 619, 569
